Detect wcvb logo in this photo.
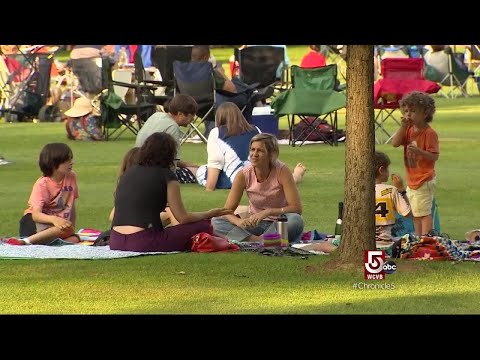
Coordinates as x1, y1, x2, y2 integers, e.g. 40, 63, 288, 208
364, 250, 396, 280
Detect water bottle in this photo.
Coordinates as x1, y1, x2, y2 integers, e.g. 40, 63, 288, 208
333, 202, 344, 247
117, 47, 128, 69
277, 214, 289, 247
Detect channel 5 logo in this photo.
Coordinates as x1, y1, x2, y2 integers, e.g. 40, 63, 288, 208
364, 250, 397, 280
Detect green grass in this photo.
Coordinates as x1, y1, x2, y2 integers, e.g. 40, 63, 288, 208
0, 255, 478, 314
0, 47, 479, 314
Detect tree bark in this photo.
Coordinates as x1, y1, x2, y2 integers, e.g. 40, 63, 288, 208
338, 45, 376, 264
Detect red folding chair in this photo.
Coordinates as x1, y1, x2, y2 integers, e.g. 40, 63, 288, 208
374, 58, 440, 144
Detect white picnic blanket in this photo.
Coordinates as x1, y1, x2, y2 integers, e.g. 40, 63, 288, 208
0, 243, 176, 260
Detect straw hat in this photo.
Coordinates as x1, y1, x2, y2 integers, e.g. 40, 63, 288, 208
64, 97, 93, 118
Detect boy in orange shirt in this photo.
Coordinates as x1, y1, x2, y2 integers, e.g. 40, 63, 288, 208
392, 91, 439, 236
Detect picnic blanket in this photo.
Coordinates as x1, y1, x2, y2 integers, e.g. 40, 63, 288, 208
400, 234, 480, 261
0, 243, 175, 260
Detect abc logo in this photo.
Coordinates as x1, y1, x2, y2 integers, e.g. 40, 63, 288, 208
383, 260, 397, 274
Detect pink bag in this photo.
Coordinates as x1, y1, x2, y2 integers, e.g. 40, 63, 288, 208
191, 232, 240, 253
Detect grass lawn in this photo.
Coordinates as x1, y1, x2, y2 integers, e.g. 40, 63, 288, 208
0, 47, 479, 314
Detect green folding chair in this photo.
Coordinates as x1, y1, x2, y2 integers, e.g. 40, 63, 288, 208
271, 64, 346, 146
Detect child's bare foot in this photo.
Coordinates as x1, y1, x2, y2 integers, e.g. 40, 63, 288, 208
293, 163, 307, 184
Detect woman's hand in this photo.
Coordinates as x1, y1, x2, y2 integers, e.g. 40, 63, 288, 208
208, 208, 234, 218
241, 210, 269, 228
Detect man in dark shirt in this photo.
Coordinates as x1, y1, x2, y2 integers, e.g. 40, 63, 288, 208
191, 46, 253, 137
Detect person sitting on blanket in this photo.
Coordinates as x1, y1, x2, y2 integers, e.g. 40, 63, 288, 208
302, 151, 412, 254
195, 101, 261, 191
211, 133, 305, 244
135, 94, 200, 184
195, 101, 308, 191
5, 143, 81, 245
110, 132, 233, 252
109, 147, 178, 228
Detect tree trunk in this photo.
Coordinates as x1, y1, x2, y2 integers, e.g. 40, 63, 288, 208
338, 45, 376, 264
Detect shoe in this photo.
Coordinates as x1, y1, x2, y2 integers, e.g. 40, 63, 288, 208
2, 237, 25, 245
0, 157, 12, 166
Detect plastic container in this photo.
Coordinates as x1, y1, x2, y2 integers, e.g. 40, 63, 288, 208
263, 233, 281, 248
251, 114, 279, 136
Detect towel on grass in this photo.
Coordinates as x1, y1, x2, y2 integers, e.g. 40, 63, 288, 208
0, 243, 176, 260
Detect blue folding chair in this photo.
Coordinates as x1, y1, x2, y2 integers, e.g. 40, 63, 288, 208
173, 60, 216, 144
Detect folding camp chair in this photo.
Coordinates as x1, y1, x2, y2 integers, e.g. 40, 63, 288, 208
233, 46, 288, 104
378, 46, 409, 60
374, 58, 441, 144
270, 64, 346, 147
0, 46, 53, 122
99, 57, 156, 141
467, 45, 480, 93
173, 60, 215, 144
326, 45, 347, 81
133, 51, 171, 107
424, 47, 470, 98
467, 45, 480, 73
151, 46, 193, 90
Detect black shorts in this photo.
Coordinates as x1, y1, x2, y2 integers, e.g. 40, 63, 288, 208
19, 213, 37, 238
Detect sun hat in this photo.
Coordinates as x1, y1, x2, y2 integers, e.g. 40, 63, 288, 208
64, 97, 93, 118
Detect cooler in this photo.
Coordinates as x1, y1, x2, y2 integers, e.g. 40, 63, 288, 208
251, 106, 279, 136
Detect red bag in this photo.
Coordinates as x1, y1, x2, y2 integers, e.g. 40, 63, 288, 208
191, 232, 240, 253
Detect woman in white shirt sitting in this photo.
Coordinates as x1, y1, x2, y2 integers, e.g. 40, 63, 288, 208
196, 102, 261, 191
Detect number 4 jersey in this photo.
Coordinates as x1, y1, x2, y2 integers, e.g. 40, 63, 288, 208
375, 183, 411, 241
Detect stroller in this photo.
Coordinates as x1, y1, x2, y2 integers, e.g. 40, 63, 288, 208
0, 45, 57, 122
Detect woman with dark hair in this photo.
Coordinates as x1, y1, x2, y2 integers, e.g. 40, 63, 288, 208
110, 132, 232, 252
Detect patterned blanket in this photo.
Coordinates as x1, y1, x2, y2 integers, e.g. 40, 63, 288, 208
400, 234, 480, 261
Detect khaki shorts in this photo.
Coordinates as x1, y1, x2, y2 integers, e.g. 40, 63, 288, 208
407, 178, 436, 217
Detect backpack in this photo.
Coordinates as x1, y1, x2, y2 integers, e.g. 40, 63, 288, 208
293, 117, 345, 142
